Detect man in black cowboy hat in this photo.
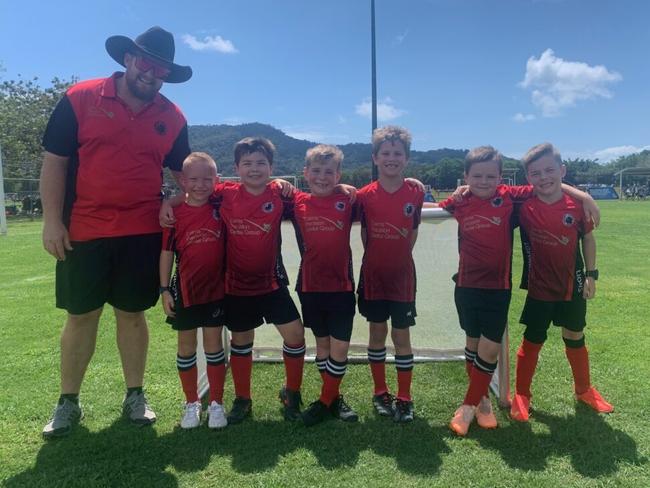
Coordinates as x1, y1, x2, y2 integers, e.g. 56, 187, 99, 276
40, 26, 192, 437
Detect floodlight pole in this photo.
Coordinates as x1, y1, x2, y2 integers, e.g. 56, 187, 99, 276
0, 145, 7, 235
371, 0, 378, 182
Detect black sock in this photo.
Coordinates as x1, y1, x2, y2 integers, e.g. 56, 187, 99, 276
127, 386, 143, 397
58, 393, 79, 405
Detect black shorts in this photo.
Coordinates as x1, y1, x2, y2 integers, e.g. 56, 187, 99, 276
166, 285, 226, 331
298, 291, 355, 342
454, 287, 511, 343
520, 295, 587, 333
56, 233, 161, 315
358, 296, 416, 329
225, 287, 301, 332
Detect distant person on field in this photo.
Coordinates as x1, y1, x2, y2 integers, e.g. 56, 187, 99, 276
357, 126, 424, 423
40, 26, 192, 438
159, 152, 228, 429
511, 143, 613, 422
435, 146, 599, 436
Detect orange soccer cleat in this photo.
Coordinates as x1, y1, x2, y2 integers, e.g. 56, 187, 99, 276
510, 393, 531, 422
476, 396, 498, 429
576, 387, 614, 413
449, 404, 475, 436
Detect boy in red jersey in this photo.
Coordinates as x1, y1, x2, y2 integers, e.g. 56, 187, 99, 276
511, 143, 613, 422
439, 146, 600, 436
357, 126, 424, 423
288, 145, 359, 426
161, 137, 305, 423
159, 152, 227, 429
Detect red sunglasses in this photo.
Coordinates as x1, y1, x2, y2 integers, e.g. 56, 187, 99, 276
133, 55, 171, 80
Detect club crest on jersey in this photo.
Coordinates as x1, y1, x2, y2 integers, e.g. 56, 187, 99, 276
491, 197, 503, 208
154, 121, 167, 135
563, 213, 575, 227
335, 201, 346, 211
404, 203, 415, 217
262, 202, 274, 213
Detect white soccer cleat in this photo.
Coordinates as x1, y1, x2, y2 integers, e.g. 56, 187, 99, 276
180, 401, 202, 429
208, 401, 228, 429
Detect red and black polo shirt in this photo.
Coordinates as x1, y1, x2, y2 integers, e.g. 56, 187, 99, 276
42, 72, 190, 241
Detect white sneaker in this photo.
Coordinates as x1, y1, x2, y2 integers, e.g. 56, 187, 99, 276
208, 401, 227, 429
180, 401, 202, 429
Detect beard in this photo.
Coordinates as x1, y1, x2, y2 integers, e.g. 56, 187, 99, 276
124, 70, 161, 102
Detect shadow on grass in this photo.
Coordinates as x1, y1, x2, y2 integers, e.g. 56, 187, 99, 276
6, 413, 448, 487
473, 403, 647, 477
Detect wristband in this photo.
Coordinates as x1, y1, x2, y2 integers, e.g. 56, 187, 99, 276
159, 286, 171, 294
585, 269, 599, 280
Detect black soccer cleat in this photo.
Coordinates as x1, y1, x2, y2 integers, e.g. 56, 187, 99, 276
227, 396, 252, 425
372, 392, 395, 417
330, 395, 359, 422
302, 400, 331, 427
393, 398, 414, 423
279, 386, 303, 421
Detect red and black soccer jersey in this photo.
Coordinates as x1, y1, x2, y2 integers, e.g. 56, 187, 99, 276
162, 202, 225, 306
290, 192, 356, 293
440, 184, 533, 289
518, 194, 594, 301
357, 181, 424, 302
42, 73, 190, 241
214, 182, 292, 296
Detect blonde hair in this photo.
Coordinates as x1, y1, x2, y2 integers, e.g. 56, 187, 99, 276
521, 143, 562, 171
465, 145, 502, 174
372, 126, 412, 158
305, 144, 344, 171
182, 151, 217, 173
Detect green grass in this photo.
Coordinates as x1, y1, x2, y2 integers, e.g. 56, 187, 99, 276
1, 201, 649, 487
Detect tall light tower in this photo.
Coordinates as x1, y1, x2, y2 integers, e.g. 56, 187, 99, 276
371, 0, 378, 181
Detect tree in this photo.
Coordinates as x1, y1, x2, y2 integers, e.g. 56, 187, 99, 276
0, 74, 76, 180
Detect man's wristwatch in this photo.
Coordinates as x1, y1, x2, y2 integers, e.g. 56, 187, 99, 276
585, 269, 599, 280
159, 286, 171, 294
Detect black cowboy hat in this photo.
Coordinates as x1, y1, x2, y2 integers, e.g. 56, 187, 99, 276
105, 26, 192, 83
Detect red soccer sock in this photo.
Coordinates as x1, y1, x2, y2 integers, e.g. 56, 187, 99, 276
565, 345, 591, 395
178, 366, 199, 403
515, 339, 544, 399
230, 343, 253, 399
320, 372, 343, 407
207, 363, 226, 404
282, 342, 306, 392
463, 366, 494, 406
396, 370, 413, 401
369, 362, 388, 395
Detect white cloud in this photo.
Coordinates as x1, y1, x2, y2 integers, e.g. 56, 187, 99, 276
283, 126, 351, 144
519, 49, 621, 117
355, 97, 406, 121
394, 29, 409, 45
592, 145, 650, 162
513, 113, 536, 123
182, 34, 238, 54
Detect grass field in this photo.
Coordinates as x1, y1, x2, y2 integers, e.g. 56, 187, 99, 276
1, 201, 649, 487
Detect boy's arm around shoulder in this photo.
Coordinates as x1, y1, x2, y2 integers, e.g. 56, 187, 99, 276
562, 184, 600, 228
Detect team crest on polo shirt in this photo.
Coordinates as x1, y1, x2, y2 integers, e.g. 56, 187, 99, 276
335, 201, 346, 211
262, 202, 274, 213
562, 213, 575, 226
491, 197, 503, 208
154, 121, 167, 135
404, 203, 415, 217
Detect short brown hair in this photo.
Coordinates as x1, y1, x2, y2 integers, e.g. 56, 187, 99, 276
464, 146, 502, 174
234, 137, 275, 166
305, 144, 344, 171
182, 151, 217, 172
521, 142, 562, 171
372, 126, 412, 158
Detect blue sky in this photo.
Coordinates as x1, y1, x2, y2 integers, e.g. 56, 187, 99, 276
1, 0, 648, 162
